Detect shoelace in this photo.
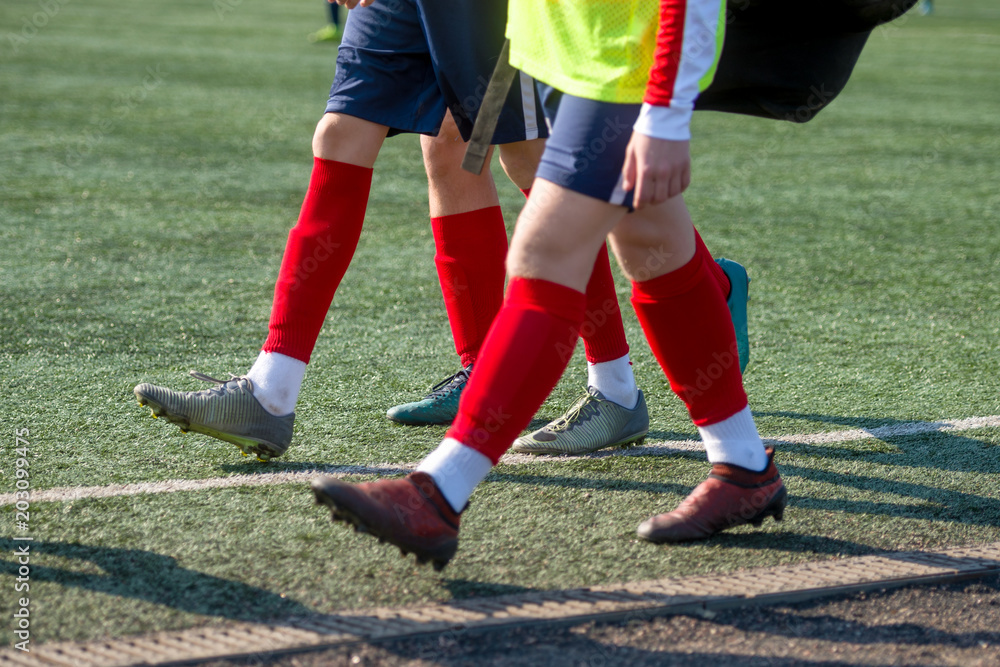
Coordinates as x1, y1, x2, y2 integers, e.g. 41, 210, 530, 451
425, 368, 471, 400
188, 371, 254, 395
548, 393, 600, 432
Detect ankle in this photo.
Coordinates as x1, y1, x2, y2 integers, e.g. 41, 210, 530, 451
406, 472, 463, 524
416, 438, 493, 513
246, 351, 305, 416
711, 448, 777, 484
587, 354, 639, 409
698, 406, 768, 472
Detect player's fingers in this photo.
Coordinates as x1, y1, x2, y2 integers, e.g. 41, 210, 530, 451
669, 164, 690, 199
632, 175, 646, 210
654, 177, 670, 205
636, 171, 656, 210
622, 147, 637, 194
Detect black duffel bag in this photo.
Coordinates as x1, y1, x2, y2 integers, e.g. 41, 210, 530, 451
697, 0, 918, 121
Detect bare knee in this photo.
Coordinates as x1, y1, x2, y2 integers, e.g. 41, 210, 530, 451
421, 115, 470, 183
312, 113, 387, 167
498, 139, 545, 190
608, 203, 695, 281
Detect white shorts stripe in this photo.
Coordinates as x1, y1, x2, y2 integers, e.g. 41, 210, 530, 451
519, 71, 540, 141
609, 174, 629, 207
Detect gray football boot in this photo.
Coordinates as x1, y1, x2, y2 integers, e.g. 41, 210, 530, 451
134, 372, 293, 462
512, 387, 649, 455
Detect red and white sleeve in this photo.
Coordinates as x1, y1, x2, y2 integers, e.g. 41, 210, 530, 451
633, 0, 723, 141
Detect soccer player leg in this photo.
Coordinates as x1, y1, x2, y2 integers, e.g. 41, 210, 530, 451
257, 112, 386, 389
367, 101, 636, 564
499, 124, 643, 453
610, 197, 785, 543
508, 94, 646, 456
386, 112, 507, 426
134, 113, 385, 462
384, 0, 542, 425
313, 176, 625, 570
136, 0, 437, 461
497, 138, 547, 192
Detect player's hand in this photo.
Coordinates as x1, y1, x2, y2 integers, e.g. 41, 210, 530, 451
333, 0, 375, 8
621, 133, 691, 210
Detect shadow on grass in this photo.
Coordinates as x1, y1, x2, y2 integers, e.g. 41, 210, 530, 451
491, 411, 1000, 532
524, 418, 699, 445
442, 579, 536, 599
780, 462, 1000, 528
213, 461, 412, 477
0, 538, 312, 621
758, 411, 910, 431
486, 471, 691, 497
757, 410, 999, 472
691, 532, 879, 558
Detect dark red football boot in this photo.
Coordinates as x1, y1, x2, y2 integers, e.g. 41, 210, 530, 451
311, 471, 461, 571
637, 448, 786, 543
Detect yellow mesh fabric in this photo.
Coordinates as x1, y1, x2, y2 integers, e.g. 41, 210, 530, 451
506, 0, 659, 104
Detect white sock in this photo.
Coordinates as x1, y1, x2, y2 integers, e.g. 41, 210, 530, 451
245, 351, 306, 417
697, 405, 769, 472
416, 437, 493, 513
587, 354, 639, 409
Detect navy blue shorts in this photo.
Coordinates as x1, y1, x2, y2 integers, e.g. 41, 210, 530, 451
536, 87, 640, 209
326, 0, 545, 143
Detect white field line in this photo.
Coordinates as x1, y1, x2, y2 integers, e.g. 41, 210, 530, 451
4, 415, 999, 507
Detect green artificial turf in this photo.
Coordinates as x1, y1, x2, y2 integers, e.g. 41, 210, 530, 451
1, 0, 999, 645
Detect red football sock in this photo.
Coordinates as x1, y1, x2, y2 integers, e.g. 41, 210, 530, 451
581, 245, 630, 363
431, 206, 508, 368
696, 229, 731, 298
630, 235, 747, 426
447, 277, 586, 463
524, 184, 629, 364
262, 157, 372, 363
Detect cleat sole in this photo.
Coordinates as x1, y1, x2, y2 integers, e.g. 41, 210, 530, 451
140, 397, 285, 462
748, 487, 788, 529
312, 481, 456, 571
619, 436, 646, 450
521, 428, 650, 456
